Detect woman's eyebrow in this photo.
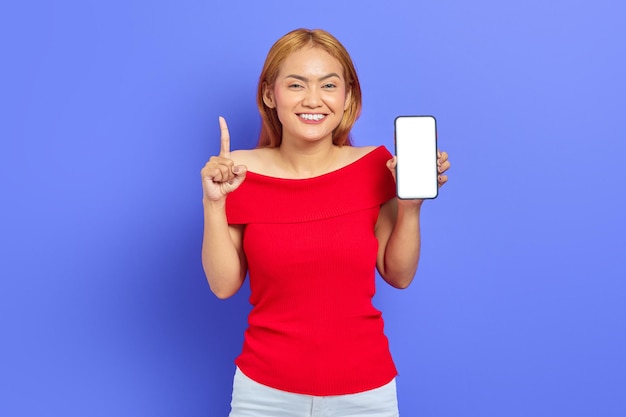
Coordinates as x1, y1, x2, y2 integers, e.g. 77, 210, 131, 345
284, 73, 341, 82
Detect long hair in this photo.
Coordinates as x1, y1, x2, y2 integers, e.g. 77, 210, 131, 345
256, 28, 362, 148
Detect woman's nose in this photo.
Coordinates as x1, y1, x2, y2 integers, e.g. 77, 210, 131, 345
302, 87, 322, 107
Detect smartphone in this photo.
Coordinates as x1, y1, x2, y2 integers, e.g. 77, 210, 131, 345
394, 115, 439, 199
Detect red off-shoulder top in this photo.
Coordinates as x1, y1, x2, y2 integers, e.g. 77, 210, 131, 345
225, 146, 398, 395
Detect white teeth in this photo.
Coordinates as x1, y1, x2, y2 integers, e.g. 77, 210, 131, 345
299, 114, 325, 121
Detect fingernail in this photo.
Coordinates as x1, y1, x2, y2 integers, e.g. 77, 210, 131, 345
233, 166, 240, 174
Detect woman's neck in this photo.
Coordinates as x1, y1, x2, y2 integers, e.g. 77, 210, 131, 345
275, 139, 339, 179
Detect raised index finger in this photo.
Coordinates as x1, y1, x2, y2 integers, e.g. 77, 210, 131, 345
218, 116, 230, 158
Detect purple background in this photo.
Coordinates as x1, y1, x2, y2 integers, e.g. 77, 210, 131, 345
2, 0, 625, 415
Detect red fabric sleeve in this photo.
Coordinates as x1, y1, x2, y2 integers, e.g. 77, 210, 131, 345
225, 146, 396, 224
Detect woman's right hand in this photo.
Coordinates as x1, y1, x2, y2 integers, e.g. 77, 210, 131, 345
201, 116, 247, 203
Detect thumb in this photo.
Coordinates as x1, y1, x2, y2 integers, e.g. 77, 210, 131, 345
232, 164, 247, 176
386, 157, 397, 182
230, 165, 248, 187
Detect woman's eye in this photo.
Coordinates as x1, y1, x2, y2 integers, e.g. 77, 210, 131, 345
289, 83, 303, 89
323, 83, 337, 89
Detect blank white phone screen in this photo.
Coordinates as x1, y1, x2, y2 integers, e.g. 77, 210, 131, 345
394, 116, 438, 199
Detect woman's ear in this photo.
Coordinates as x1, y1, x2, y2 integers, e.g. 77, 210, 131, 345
262, 82, 276, 108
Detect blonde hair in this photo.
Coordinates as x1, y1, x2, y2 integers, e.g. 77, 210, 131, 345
256, 28, 362, 148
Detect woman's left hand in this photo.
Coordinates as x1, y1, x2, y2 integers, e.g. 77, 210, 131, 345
386, 150, 451, 187
436, 150, 450, 187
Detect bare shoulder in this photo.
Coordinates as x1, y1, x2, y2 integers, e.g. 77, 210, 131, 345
339, 145, 380, 165
230, 148, 275, 172
349, 145, 378, 158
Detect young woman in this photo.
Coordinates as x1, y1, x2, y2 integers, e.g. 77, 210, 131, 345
201, 28, 450, 417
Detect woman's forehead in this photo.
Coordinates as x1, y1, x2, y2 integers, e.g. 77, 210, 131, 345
278, 47, 345, 78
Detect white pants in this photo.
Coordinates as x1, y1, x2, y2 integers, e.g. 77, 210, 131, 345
229, 367, 400, 417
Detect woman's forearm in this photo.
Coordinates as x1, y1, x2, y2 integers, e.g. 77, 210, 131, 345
381, 202, 422, 289
201, 199, 246, 299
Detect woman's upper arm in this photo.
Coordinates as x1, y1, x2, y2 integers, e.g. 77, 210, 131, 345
228, 223, 247, 279
375, 198, 398, 277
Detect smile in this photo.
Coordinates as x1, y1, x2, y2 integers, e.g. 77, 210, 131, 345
298, 113, 326, 121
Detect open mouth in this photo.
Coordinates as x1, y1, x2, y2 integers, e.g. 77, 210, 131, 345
298, 113, 327, 121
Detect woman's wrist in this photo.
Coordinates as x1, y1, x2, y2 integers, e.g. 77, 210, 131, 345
396, 198, 424, 212
203, 197, 227, 211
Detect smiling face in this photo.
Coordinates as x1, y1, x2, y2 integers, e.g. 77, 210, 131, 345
262, 46, 352, 146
